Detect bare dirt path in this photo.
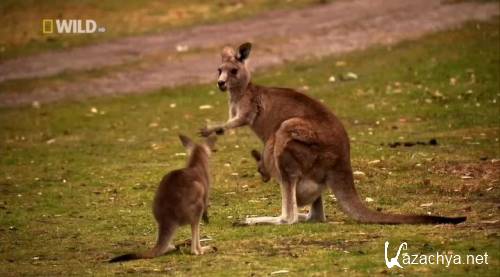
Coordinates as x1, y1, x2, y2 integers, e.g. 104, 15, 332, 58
0, 0, 498, 107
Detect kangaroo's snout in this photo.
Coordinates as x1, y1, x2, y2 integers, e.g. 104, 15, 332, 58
217, 80, 227, 91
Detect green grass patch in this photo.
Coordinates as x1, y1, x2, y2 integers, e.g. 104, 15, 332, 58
0, 20, 499, 276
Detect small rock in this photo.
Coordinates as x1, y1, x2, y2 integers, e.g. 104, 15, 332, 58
353, 171, 366, 176
480, 220, 499, 224
199, 105, 213, 110
271, 270, 289, 275
335, 61, 347, 67
341, 72, 358, 81
176, 44, 189, 52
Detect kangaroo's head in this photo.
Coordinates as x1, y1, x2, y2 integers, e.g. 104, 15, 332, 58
179, 134, 217, 158
251, 149, 271, 183
217, 42, 252, 93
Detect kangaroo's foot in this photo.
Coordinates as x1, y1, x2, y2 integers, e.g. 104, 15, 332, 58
202, 245, 217, 254
235, 216, 299, 226
164, 244, 177, 254
191, 245, 216, 255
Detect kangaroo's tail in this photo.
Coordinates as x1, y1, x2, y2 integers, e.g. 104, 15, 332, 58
109, 253, 147, 263
328, 168, 466, 225
109, 224, 175, 263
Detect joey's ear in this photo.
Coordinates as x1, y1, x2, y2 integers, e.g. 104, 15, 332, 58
236, 42, 252, 62
178, 134, 194, 150
250, 149, 261, 161
205, 134, 217, 150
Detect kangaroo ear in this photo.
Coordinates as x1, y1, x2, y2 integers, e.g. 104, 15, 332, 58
221, 46, 236, 62
250, 149, 261, 161
236, 42, 252, 62
178, 134, 194, 150
205, 134, 217, 150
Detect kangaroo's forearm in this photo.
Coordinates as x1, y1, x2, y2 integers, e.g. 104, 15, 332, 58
222, 116, 248, 130
208, 116, 247, 133
200, 116, 248, 137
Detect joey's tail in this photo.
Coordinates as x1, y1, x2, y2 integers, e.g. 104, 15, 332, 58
109, 224, 175, 263
328, 169, 466, 224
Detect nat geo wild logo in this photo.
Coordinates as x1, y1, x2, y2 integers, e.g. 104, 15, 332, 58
384, 241, 489, 269
42, 19, 105, 34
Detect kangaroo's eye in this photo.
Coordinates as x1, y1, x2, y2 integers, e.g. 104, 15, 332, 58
230, 69, 238, 75
217, 68, 222, 75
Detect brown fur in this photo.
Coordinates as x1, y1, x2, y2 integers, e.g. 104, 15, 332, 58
109, 135, 216, 263
202, 42, 466, 225
251, 149, 270, 183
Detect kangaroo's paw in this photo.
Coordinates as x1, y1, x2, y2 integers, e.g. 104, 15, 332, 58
199, 127, 212, 137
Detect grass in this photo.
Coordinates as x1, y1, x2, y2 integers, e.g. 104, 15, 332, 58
0, 0, 329, 61
0, 19, 499, 276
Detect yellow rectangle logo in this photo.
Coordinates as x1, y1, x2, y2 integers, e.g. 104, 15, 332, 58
42, 19, 53, 34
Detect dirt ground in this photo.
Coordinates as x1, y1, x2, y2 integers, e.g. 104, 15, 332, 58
0, 0, 498, 107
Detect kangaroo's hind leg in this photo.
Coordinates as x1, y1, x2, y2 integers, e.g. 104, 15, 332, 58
148, 222, 177, 258
241, 170, 299, 225
190, 222, 202, 255
190, 212, 216, 255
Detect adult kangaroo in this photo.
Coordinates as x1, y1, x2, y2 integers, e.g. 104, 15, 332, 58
200, 42, 466, 225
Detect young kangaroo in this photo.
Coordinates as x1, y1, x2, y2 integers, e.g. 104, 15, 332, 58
250, 149, 271, 183
109, 134, 217, 263
200, 42, 466, 225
